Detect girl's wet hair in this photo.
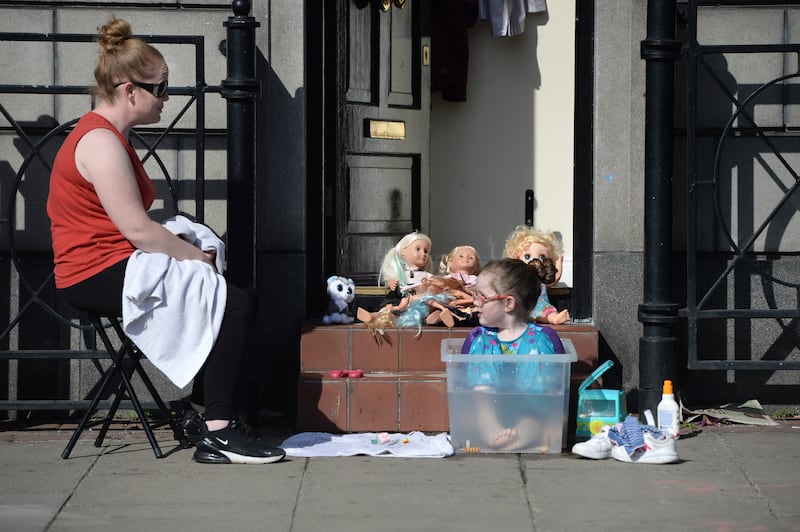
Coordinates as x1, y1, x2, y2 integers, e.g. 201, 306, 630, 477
93, 18, 165, 101
480, 257, 557, 314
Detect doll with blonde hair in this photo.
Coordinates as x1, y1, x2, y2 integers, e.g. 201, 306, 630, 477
438, 245, 481, 286
503, 225, 570, 325
379, 231, 434, 296
358, 232, 456, 331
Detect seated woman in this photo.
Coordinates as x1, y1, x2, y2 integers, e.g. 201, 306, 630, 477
47, 18, 283, 465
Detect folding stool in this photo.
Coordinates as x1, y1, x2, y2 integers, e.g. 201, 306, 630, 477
61, 313, 190, 459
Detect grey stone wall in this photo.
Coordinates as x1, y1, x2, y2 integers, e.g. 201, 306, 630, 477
593, 1, 647, 397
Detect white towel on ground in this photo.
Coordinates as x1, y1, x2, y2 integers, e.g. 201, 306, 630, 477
280, 432, 454, 458
121, 216, 227, 388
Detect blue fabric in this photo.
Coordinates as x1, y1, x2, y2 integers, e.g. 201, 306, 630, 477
539, 325, 565, 354
394, 292, 453, 329
607, 415, 666, 456
461, 324, 560, 392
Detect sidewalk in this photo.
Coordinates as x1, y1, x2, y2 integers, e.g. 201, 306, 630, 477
1, 421, 798, 532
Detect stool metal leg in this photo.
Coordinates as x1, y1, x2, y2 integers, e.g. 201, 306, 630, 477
92, 317, 164, 458
62, 315, 188, 459
61, 351, 122, 459
106, 319, 190, 450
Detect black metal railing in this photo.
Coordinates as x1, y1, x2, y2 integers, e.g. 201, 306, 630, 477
682, 0, 800, 370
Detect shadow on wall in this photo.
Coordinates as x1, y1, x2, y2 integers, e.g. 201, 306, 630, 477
430, 14, 546, 263
1, 115, 90, 419
243, 48, 307, 421
596, 335, 638, 413
672, 39, 800, 411
1, 115, 62, 251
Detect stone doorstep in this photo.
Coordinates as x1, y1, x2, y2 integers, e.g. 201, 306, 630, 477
297, 322, 600, 437
296, 371, 449, 433
300, 324, 461, 372
300, 323, 600, 373
296, 369, 591, 439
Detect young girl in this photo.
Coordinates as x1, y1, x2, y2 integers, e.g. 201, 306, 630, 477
461, 257, 565, 452
503, 225, 570, 325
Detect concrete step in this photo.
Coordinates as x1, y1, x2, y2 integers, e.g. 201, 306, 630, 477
297, 371, 447, 433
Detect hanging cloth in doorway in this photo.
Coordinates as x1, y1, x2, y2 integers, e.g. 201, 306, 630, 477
478, 0, 547, 37
431, 0, 479, 102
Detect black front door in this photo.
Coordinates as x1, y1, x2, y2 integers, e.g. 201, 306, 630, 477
328, 0, 431, 281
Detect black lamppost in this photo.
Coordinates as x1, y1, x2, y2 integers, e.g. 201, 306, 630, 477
638, 0, 681, 418
222, 0, 260, 288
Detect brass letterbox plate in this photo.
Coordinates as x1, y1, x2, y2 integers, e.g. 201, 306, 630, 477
367, 119, 406, 140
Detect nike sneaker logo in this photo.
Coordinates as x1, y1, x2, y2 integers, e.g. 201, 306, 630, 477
216, 438, 229, 445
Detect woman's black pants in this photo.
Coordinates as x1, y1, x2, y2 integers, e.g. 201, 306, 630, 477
59, 258, 254, 421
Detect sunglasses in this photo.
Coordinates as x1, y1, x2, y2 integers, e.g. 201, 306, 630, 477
114, 79, 169, 98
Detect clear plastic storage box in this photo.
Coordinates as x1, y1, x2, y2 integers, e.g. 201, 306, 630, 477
441, 338, 577, 454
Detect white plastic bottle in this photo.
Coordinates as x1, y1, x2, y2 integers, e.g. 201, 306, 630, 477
657, 380, 680, 439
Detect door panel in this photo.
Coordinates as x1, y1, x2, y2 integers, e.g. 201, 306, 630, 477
388, 7, 414, 105
347, 5, 374, 103
334, 0, 430, 279
347, 155, 414, 229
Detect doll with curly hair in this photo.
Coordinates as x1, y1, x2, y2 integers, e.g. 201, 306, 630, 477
503, 225, 570, 325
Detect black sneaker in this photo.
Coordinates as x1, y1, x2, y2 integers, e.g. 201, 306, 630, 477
179, 409, 205, 445
193, 418, 286, 464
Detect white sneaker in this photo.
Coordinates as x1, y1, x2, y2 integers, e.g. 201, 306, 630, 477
572, 426, 613, 459
611, 431, 679, 464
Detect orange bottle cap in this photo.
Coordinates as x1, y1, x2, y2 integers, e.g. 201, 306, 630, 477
663, 380, 673, 394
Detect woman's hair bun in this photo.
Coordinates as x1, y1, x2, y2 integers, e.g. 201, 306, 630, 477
96, 19, 133, 54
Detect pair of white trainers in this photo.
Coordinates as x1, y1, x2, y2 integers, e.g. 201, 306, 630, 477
571, 425, 679, 464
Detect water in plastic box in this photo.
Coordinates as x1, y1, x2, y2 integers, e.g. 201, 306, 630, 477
441, 338, 577, 454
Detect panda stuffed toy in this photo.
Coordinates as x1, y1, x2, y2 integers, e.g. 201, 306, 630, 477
322, 275, 356, 324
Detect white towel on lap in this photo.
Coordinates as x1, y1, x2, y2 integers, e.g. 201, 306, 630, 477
122, 216, 227, 388
162, 215, 225, 274
280, 432, 454, 458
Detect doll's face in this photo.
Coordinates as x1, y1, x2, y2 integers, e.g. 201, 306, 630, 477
400, 238, 430, 269
450, 247, 478, 274
516, 241, 550, 264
